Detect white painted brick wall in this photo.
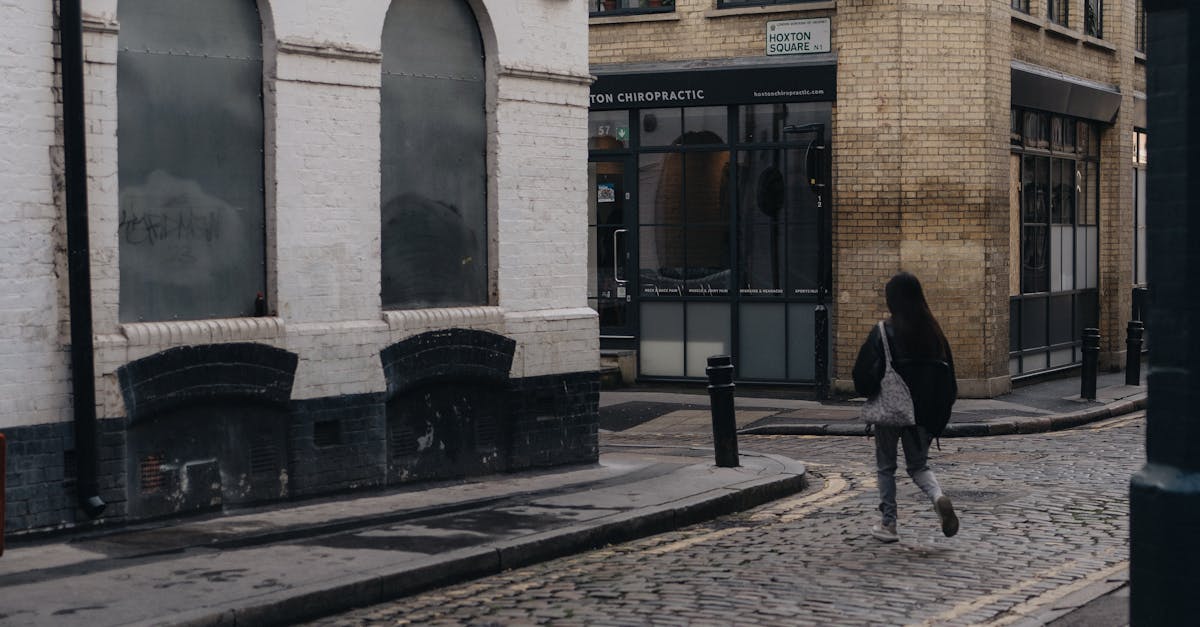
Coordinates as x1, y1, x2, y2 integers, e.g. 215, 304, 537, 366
1, 0, 597, 426
0, 1, 74, 428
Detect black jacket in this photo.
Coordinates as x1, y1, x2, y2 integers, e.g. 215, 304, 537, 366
852, 321, 958, 437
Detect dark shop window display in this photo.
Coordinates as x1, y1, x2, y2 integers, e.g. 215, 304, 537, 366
381, 0, 488, 309
1010, 109, 1100, 376
588, 102, 831, 381
117, 0, 266, 322
590, 0, 673, 16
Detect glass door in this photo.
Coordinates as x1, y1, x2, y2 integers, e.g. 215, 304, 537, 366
588, 157, 636, 339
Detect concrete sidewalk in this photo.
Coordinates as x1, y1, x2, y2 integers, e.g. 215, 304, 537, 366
601, 369, 1146, 437
0, 446, 805, 627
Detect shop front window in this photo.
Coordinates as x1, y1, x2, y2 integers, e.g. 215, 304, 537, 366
1133, 130, 1148, 286
589, 100, 831, 382
1010, 109, 1100, 376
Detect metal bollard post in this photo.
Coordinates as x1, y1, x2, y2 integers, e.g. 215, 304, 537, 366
706, 355, 739, 468
1126, 320, 1145, 386
814, 305, 830, 400
1081, 327, 1100, 400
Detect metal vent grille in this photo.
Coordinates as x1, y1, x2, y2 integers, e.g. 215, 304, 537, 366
249, 442, 278, 476
140, 453, 165, 494
391, 423, 418, 459
475, 413, 497, 449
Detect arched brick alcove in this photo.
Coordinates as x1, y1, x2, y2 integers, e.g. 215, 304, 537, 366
381, 329, 515, 482
117, 343, 298, 519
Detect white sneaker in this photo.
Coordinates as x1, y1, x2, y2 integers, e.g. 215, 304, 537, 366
871, 521, 899, 543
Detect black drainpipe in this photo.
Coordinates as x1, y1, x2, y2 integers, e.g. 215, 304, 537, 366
60, 0, 106, 518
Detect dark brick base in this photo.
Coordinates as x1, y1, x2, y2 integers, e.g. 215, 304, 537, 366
2, 371, 599, 535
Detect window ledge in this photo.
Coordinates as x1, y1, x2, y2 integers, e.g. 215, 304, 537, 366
706, 1, 836, 19
120, 317, 286, 347
590, 12, 681, 25
1082, 35, 1116, 52
383, 306, 506, 332
1045, 22, 1081, 42
1134, 50, 1147, 64
1010, 10, 1041, 30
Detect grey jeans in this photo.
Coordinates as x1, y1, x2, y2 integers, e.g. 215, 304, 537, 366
874, 425, 944, 525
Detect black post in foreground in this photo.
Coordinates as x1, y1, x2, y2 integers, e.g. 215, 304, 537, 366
1125, 321, 1144, 386
1131, 3, 1200, 624
706, 355, 739, 468
1080, 327, 1100, 400
814, 305, 830, 400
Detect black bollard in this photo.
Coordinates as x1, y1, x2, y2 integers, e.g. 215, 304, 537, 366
706, 355, 739, 468
1081, 327, 1100, 400
1126, 320, 1144, 386
814, 305, 830, 400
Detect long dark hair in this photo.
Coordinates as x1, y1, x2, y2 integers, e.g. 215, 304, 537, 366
885, 272, 949, 360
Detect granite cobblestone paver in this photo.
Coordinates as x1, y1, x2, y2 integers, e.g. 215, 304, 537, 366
308, 414, 1141, 626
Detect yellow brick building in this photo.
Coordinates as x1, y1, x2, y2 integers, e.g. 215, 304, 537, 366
587, 0, 1148, 397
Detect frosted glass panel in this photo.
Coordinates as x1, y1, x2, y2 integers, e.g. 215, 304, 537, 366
1050, 225, 1074, 291
640, 302, 684, 376
1010, 358, 1021, 376
788, 304, 817, 381
1024, 352, 1049, 373
1075, 226, 1099, 288
1050, 347, 1074, 368
685, 303, 731, 377
739, 304, 786, 379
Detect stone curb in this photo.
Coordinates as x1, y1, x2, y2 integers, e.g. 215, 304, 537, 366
149, 452, 807, 627
738, 393, 1147, 438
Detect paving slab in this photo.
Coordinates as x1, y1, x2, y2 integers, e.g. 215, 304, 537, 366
0, 448, 805, 627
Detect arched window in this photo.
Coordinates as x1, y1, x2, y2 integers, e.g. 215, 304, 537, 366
381, 0, 488, 309
117, 0, 265, 322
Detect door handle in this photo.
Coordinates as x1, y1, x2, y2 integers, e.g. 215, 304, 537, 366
613, 228, 627, 285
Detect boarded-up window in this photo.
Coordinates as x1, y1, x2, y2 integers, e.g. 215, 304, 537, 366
117, 0, 265, 322
381, 0, 488, 309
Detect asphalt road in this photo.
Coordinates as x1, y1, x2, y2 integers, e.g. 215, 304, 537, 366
306, 412, 1142, 626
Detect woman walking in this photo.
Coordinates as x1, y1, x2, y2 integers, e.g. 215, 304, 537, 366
853, 272, 959, 543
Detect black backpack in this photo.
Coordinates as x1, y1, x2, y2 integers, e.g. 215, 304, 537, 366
892, 357, 956, 438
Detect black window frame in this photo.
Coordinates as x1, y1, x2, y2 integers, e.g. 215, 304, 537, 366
590, 0, 674, 16
1010, 108, 1101, 378
1133, 129, 1148, 287
1011, 0, 1030, 14
1047, 0, 1069, 27
1136, 0, 1147, 53
717, 0, 817, 8
1084, 0, 1102, 38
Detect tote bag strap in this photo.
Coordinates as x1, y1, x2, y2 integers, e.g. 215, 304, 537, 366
877, 321, 894, 365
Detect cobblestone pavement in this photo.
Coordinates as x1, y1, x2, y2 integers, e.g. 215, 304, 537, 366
308, 413, 1143, 626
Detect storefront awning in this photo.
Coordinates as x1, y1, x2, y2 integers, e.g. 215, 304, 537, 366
1011, 61, 1122, 123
